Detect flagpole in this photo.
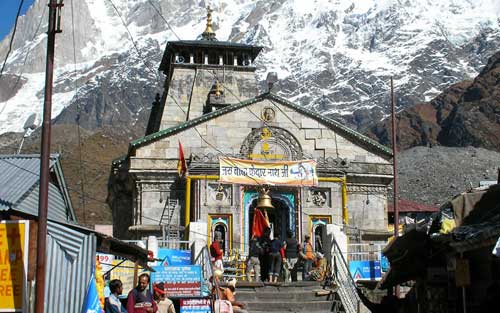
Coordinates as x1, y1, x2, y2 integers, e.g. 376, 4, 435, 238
391, 77, 400, 298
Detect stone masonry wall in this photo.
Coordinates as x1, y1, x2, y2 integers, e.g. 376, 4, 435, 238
160, 66, 258, 129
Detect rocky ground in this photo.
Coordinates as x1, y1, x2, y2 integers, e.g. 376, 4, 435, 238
398, 146, 500, 206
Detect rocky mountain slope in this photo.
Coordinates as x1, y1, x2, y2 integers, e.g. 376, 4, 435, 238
0, 124, 129, 225
0, 0, 499, 136
398, 146, 499, 206
368, 50, 500, 152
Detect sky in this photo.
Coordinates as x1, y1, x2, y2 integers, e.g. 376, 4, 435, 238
0, 0, 35, 42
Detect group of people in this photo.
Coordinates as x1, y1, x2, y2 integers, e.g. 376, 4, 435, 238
246, 228, 324, 283
104, 273, 175, 313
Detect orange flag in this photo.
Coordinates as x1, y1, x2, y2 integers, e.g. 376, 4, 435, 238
177, 140, 188, 177
252, 209, 270, 238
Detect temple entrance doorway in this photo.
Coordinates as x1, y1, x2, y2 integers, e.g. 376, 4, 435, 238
245, 190, 297, 246
249, 198, 289, 240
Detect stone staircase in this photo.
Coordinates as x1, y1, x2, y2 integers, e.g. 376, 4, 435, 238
234, 281, 346, 313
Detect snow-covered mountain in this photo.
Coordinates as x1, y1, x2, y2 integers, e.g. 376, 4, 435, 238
0, 0, 499, 135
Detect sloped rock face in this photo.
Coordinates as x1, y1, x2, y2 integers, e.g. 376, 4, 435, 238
368, 51, 500, 152
438, 51, 500, 150
398, 146, 500, 206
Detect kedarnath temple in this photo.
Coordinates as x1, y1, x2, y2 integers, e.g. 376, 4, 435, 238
108, 8, 394, 256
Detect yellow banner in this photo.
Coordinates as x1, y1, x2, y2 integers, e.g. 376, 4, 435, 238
219, 157, 318, 186
110, 259, 136, 292
0, 221, 28, 312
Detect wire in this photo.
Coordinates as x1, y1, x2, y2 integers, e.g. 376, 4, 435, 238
70, 0, 87, 224
146, 0, 182, 41
105, 2, 264, 186
0, 0, 25, 79
8, 1, 47, 95
105, 0, 162, 85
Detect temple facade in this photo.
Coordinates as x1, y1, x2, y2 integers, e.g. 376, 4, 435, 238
108, 9, 394, 255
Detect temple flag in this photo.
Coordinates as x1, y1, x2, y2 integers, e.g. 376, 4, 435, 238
252, 209, 270, 238
177, 140, 188, 177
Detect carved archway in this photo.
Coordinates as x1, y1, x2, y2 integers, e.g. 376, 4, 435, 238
240, 126, 303, 160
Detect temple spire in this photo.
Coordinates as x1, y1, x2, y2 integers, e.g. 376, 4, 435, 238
201, 6, 217, 41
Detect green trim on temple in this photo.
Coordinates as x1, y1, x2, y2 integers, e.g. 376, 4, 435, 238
129, 92, 392, 157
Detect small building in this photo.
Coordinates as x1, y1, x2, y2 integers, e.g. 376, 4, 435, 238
108, 9, 394, 256
381, 184, 500, 313
0, 154, 149, 312
388, 199, 439, 232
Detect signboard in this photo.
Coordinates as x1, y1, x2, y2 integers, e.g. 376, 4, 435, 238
219, 157, 317, 186
110, 259, 137, 292
349, 260, 382, 281
96, 253, 115, 275
151, 265, 202, 298
0, 220, 29, 312
157, 249, 191, 266
180, 298, 211, 313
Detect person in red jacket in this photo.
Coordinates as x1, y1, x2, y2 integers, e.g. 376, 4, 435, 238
126, 273, 158, 313
210, 231, 224, 271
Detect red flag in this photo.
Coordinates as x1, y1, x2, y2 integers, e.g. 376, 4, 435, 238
177, 141, 188, 177
252, 209, 270, 238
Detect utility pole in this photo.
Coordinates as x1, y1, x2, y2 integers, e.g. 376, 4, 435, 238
390, 77, 400, 297
35, 1, 63, 312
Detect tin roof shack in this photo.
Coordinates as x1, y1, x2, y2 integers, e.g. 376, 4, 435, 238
0, 154, 150, 313
380, 184, 500, 313
388, 199, 439, 233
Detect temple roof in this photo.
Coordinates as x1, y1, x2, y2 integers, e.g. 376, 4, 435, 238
159, 40, 263, 73
129, 92, 393, 158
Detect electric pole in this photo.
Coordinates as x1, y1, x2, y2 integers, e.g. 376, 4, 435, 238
35, 0, 63, 312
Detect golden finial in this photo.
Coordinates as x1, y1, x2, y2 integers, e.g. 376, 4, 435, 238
201, 6, 217, 40
215, 80, 223, 97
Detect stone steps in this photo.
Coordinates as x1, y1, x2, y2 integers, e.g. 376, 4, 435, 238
245, 300, 332, 311
231, 281, 344, 313
237, 289, 328, 302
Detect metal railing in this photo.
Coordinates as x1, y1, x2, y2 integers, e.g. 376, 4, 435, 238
194, 244, 214, 284
123, 239, 191, 250
347, 243, 385, 262
331, 237, 361, 313
193, 244, 225, 313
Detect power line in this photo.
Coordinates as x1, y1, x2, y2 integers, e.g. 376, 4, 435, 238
146, 0, 182, 40
105, 0, 162, 85
9, 1, 47, 94
70, 0, 87, 224
0, 0, 25, 79
107, 2, 318, 187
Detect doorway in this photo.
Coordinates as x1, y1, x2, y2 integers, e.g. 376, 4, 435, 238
310, 215, 331, 253
249, 198, 290, 240
243, 190, 296, 254
209, 214, 232, 256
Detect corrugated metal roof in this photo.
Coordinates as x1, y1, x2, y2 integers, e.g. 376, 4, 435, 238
0, 155, 54, 209
0, 154, 75, 222
388, 199, 439, 213
45, 220, 96, 313
17, 184, 71, 221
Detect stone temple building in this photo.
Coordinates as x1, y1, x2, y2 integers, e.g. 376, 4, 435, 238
108, 9, 394, 255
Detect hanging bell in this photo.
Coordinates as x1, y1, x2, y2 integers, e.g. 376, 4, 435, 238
257, 189, 274, 209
